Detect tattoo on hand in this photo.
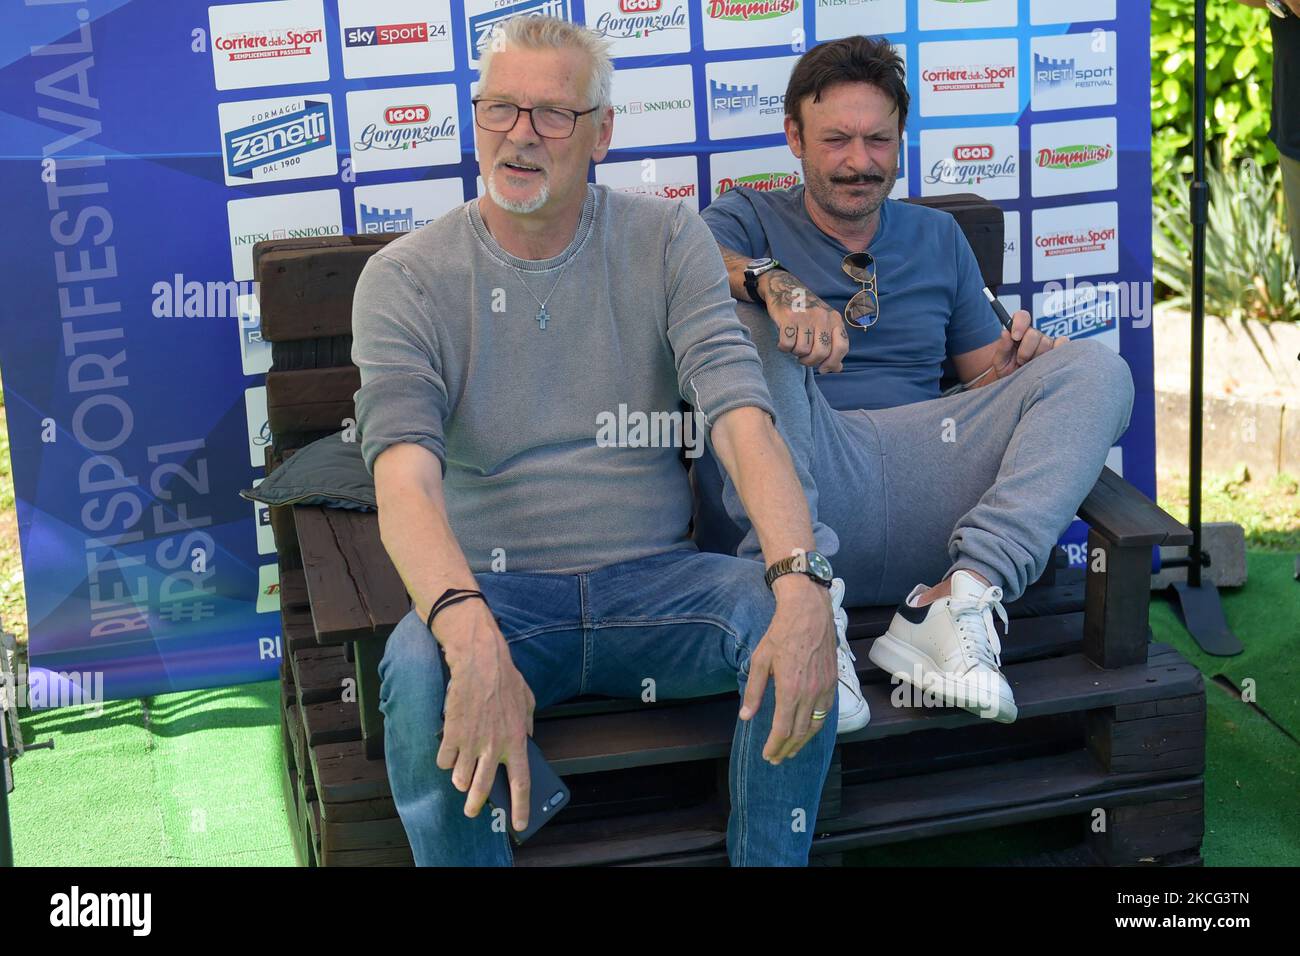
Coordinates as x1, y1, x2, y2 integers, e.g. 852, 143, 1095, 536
804, 329, 813, 345
768, 271, 830, 316
784, 326, 796, 339
819, 331, 831, 347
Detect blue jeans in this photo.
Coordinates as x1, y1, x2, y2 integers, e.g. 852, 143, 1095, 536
377, 548, 838, 866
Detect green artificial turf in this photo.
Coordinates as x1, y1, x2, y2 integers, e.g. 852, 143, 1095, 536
10, 681, 294, 866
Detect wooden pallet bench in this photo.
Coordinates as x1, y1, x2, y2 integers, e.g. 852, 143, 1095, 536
256, 198, 1204, 867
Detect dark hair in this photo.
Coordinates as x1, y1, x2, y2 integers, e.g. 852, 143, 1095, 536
785, 36, 909, 133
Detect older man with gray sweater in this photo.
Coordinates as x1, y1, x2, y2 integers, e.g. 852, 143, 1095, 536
350, 17, 842, 866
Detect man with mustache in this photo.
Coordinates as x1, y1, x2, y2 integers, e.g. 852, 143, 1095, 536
693, 35, 1136, 729
351, 16, 840, 866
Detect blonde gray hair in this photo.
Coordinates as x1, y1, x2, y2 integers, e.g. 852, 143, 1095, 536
478, 16, 614, 110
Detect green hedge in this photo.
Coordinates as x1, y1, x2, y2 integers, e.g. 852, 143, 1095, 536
1151, 0, 1278, 172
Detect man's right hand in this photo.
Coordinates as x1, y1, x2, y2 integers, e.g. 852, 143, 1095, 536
434, 601, 536, 834
759, 269, 850, 374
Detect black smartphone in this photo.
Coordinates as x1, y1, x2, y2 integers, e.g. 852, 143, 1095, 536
488, 736, 570, 845
433, 637, 569, 845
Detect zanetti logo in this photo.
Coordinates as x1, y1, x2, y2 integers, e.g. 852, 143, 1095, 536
706, 0, 799, 20
716, 170, 801, 197
345, 21, 449, 46
225, 100, 331, 179
1037, 288, 1118, 340
1035, 143, 1114, 170
468, 0, 570, 60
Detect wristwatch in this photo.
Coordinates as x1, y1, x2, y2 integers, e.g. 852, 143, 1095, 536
1265, 0, 1290, 17
744, 257, 783, 304
764, 550, 834, 590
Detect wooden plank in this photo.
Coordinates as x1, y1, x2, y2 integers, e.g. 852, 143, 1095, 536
320, 845, 414, 867
1112, 694, 1205, 721
255, 237, 396, 342
1078, 466, 1193, 548
1090, 786, 1204, 864
265, 366, 359, 434
289, 644, 352, 706
300, 698, 363, 748
354, 638, 386, 760
306, 642, 1201, 804
312, 738, 394, 804
532, 644, 1203, 774
323, 815, 411, 854
518, 760, 1204, 867
282, 606, 318, 654
268, 498, 300, 572
1083, 529, 1153, 668
320, 795, 398, 823
280, 569, 310, 610
296, 506, 408, 645
1088, 704, 1208, 772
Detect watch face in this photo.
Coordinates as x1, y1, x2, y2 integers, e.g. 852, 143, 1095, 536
747, 257, 775, 271
806, 551, 833, 583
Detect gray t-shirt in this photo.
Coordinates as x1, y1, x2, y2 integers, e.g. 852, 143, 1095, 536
351, 184, 775, 574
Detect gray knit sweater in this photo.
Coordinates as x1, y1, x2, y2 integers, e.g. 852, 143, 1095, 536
351, 184, 775, 573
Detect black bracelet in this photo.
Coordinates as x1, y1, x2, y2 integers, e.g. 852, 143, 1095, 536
425, 587, 490, 632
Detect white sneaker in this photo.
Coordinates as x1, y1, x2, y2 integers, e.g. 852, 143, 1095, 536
830, 577, 870, 734
867, 569, 1018, 723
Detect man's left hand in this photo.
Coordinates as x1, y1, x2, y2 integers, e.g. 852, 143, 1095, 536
990, 309, 1067, 380
738, 575, 837, 764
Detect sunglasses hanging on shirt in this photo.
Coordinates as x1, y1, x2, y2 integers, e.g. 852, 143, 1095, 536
841, 252, 880, 330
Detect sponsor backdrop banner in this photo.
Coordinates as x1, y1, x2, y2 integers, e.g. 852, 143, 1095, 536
0, 0, 1152, 700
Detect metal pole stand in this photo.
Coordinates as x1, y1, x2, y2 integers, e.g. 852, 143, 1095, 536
1167, 0, 1244, 656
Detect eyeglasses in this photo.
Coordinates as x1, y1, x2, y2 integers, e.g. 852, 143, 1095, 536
841, 252, 879, 329
471, 97, 600, 140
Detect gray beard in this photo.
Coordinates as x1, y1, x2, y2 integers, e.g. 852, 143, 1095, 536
487, 166, 551, 214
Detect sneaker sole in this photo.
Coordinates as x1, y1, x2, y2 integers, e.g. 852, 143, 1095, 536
868, 631, 1018, 724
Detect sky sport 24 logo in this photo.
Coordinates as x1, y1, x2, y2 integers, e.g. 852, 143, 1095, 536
344, 21, 449, 47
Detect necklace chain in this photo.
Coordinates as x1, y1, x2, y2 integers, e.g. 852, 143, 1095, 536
509, 258, 572, 330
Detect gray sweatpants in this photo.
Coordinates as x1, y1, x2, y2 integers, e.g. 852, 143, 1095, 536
693, 301, 1136, 607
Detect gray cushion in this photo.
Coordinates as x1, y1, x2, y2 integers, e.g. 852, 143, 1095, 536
239, 431, 377, 511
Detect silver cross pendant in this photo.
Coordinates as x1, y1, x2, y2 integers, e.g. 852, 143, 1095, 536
536, 306, 549, 331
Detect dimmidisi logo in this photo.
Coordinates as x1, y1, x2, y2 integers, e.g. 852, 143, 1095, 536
1035, 143, 1114, 170
715, 171, 801, 196
707, 0, 799, 21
